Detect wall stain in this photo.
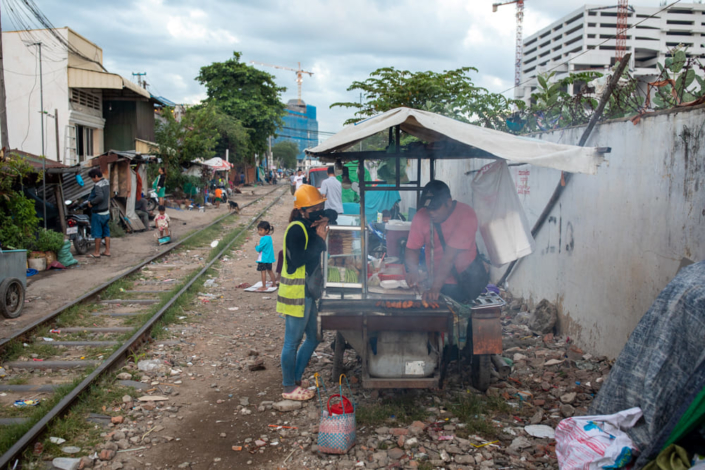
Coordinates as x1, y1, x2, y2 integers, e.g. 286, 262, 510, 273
674, 124, 704, 201
565, 222, 575, 253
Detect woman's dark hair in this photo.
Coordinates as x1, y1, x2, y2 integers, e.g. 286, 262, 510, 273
257, 221, 274, 234
159, 167, 166, 176
289, 209, 302, 223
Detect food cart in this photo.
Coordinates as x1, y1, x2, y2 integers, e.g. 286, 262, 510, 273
306, 107, 608, 391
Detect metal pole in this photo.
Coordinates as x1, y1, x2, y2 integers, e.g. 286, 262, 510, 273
54, 108, 60, 163
358, 158, 367, 299
0, 3, 10, 150
37, 43, 46, 229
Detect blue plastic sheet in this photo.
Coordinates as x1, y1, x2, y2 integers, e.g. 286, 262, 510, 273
363, 185, 400, 222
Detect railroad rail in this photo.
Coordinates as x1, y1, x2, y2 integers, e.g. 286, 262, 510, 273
0, 186, 286, 467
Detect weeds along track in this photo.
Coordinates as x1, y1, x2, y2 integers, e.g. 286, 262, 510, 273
0, 186, 286, 467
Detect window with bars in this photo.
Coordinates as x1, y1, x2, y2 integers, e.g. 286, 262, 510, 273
70, 89, 101, 111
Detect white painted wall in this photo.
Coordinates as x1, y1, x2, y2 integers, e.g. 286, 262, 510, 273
405, 105, 705, 358
3, 29, 70, 162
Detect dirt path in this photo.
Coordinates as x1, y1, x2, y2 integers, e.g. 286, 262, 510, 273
0, 187, 275, 341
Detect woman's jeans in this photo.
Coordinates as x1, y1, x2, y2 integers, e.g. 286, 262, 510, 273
281, 296, 320, 387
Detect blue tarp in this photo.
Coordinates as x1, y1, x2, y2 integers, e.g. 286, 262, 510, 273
363, 184, 400, 222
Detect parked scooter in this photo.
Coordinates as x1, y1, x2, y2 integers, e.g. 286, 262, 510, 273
146, 190, 159, 212
65, 199, 93, 255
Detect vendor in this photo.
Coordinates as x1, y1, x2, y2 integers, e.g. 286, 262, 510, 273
405, 180, 488, 303
277, 184, 338, 401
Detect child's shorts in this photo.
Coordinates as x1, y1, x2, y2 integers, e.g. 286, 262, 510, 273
257, 263, 272, 271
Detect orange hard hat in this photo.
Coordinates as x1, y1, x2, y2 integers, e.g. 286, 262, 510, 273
294, 184, 326, 209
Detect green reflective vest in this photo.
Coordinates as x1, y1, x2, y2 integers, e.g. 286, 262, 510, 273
276, 221, 309, 317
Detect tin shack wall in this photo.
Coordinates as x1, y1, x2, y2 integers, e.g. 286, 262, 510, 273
404, 105, 705, 358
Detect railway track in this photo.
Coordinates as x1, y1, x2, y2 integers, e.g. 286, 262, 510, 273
0, 186, 286, 467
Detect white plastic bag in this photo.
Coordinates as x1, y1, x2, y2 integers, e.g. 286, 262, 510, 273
555, 407, 642, 470
472, 161, 535, 266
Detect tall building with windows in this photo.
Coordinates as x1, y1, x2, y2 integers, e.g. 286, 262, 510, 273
273, 99, 318, 162
516, 3, 705, 102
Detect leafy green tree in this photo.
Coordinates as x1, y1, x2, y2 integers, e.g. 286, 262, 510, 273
272, 141, 299, 169
0, 152, 41, 249
197, 52, 286, 158
652, 46, 705, 109
330, 67, 519, 130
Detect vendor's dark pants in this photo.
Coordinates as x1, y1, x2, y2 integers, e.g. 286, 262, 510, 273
441, 280, 486, 305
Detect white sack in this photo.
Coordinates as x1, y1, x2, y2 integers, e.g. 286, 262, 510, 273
472, 161, 534, 266
555, 407, 642, 470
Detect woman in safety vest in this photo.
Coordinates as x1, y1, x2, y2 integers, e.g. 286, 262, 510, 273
277, 184, 337, 401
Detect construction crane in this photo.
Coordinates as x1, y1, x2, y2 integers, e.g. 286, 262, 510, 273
492, 0, 525, 87
250, 61, 313, 105
616, 0, 629, 60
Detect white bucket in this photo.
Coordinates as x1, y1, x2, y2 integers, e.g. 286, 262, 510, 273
28, 257, 47, 272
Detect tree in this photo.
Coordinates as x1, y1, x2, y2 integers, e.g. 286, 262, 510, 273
197, 52, 286, 159
272, 141, 299, 169
330, 67, 520, 130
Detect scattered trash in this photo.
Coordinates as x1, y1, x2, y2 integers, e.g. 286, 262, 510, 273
61, 446, 81, 454
525, 424, 556, 439
50, 329, 61, 334
51, 457, 81, 470
14, 399, 41, 407
42, 337, 54, 342
204, 279, 218, 288
50, 437, 66, 445
137, 359, 167, 373
228, 307, 239, 311
137, 395, 169, 402
210, 240, 219, 248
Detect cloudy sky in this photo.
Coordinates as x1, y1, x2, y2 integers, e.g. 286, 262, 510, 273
10, 0, 669, 139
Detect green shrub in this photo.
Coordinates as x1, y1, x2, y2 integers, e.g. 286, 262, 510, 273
0, 192, 40, 249
29, 228, 65, 253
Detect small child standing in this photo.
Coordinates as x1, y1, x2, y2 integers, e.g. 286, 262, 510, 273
155, 205, 170, 238
255, 221, 276, 291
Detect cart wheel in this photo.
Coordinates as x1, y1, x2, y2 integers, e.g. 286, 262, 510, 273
332, 331, 345, 381
471, 354, 491, 392
0, 278, 25, 319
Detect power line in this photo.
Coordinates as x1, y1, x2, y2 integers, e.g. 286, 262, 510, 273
280, 126, 337, 135
498, 0, 682, 96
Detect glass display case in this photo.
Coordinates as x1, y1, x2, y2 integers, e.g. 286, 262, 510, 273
324, 225, 363, 290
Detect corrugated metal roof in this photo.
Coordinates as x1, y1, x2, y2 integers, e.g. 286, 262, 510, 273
62, 165, 95, 203
9, 149, 78, 173
68, 67, 151, 100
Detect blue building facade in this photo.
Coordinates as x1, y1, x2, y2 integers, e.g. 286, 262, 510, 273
273, 100, 318, 161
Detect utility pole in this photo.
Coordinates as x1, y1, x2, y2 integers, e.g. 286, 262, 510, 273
54, 109, 60, 163
132, 72, 147, 89
32, 43, 46, 228
0, 3, 10, 150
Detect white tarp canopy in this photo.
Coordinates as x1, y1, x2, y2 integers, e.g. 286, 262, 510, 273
201, 157, 233, 171
306, 107, 606, 175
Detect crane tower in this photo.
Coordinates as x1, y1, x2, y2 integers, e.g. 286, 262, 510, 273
492, 0, 525, 87
250, 61, 313, 105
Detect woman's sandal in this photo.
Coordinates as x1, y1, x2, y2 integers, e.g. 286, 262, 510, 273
282, 386, 315, 401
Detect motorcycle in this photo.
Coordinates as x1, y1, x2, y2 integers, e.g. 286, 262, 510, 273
65, 199, 93, 255
145, 190, 159, 212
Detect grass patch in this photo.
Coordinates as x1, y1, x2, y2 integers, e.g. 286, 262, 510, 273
108, 219, 126, 238
449, 392, 511, 439
357, 395, 430, 426
7, 376, 29, 385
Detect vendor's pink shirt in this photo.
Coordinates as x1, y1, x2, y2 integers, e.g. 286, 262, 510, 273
406, 201, 478, 285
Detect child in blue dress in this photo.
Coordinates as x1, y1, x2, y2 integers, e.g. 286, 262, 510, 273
255, 221, 276, 291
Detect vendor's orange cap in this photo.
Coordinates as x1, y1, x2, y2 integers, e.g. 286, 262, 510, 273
294, 184, 326, 209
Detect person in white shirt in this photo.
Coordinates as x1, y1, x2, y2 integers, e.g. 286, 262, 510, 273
319, 166, 343, 214
294, 170, 305, 190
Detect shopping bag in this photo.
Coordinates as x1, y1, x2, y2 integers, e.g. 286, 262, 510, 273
555, 407, 642, 470
472, 160, 535, 266
316, 374, 356, 454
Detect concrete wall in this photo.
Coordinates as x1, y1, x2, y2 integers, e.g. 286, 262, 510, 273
3, 29, 70, 162
408, 105, 705, 358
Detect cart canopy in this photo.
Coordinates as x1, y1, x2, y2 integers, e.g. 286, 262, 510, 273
307, 107, 606, 175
